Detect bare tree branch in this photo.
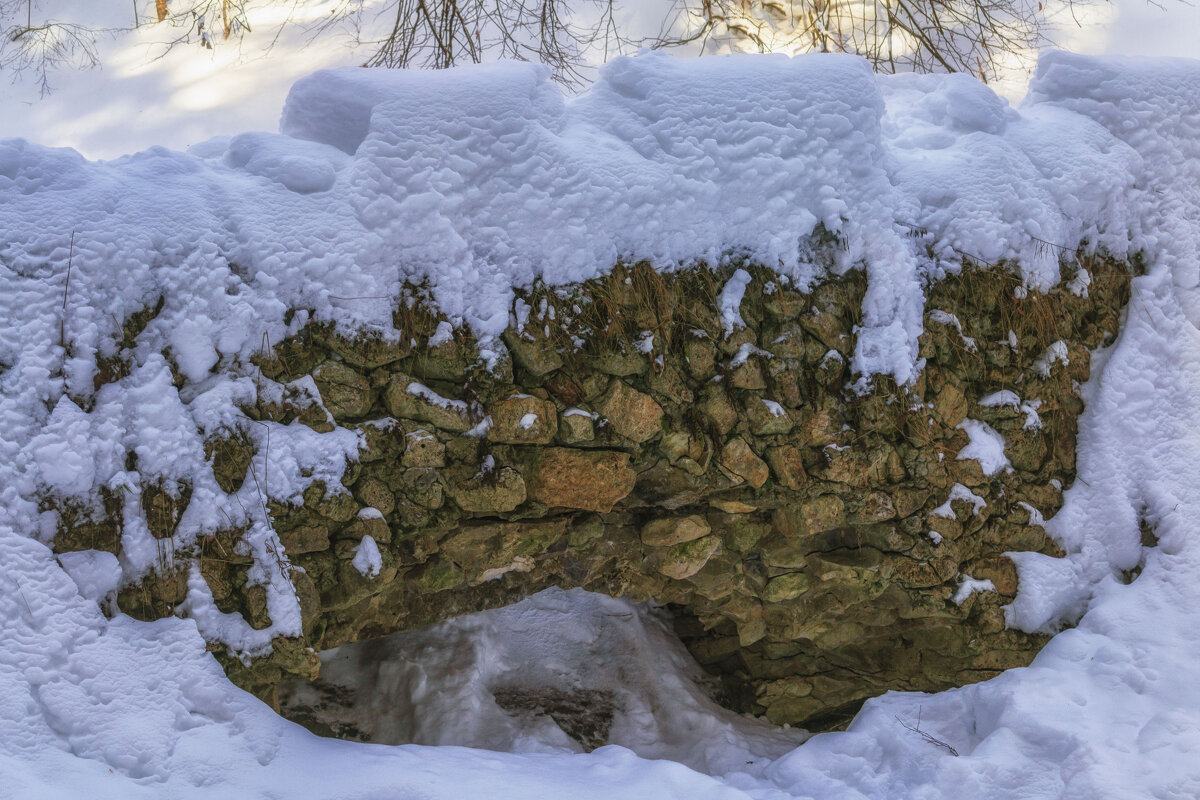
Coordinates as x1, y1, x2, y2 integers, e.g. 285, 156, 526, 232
652, 0, 1075, 80
0, 1, 107, 96
0, 0, 1105, 96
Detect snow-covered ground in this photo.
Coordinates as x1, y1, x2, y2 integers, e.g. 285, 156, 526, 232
2, 49, 1200, 798
0, 0, 1196, 159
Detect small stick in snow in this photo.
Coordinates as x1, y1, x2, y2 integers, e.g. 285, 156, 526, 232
60, 229, 74, 352
896, 708, 959, 756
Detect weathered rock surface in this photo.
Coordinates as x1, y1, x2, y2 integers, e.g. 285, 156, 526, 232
56, 257, 1131, 729
524, 448, 637, 512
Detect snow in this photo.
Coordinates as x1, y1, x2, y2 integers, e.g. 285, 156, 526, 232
1017, 500, 1048, 527
718, 269, 753, 335
730, 342, 772, 368
927, 309, 978, 352
1, 48, 1200, 800
351, 535, 383, 578
518, 413, 539, 430
762, 399, 787, 418
979, 390, 1043, 430
429, 320, 455, 347
407, 382, 470, 412
473, 455, 498, 480
979, 388, 1020, 407
464, 417, 493, 438
1068, 266, 1092, 297
820, 349, 844, 366
956, 419, 1013, 477
32, 397, 102, 497
931, 483, 989, 519
56, 550, 121, 605
1033, 339, 1071, 377
952, 575, 997, 605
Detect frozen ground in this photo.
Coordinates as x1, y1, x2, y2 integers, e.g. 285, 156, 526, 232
2, 50, 1199, 798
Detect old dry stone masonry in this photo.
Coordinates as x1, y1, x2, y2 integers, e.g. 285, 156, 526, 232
52, 254, 1131, 731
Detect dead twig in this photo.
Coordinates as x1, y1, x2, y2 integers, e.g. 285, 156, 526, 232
896, 708, 959, 756
60, 229, 74, 356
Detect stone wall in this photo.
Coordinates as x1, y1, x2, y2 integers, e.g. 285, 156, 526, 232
53, 255, 1131, 730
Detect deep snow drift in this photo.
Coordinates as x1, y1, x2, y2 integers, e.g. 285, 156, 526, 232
1, 50, 1199, 798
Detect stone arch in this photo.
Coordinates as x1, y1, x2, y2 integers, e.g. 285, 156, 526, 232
58, 257, 1131, 729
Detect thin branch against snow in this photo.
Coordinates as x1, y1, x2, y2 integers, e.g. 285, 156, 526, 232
0, 12, 107, 96
896, 708, 960, 756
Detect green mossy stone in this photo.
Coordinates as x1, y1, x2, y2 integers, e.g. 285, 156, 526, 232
658, 535, 721, 580
763, 572, 810, 603
447, 466, 527, 514
384, 375, 475, 432
311, 361, 373, 420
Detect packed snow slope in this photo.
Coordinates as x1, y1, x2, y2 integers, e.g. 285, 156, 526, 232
1, 50, 1199, 798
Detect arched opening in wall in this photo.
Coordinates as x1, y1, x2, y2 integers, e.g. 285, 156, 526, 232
274, 587, 806, 772
53, 255, 1133, 757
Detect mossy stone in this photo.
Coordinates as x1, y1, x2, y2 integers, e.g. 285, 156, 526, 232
312, 361, 373, 420
447, 466, 527, 513
763, 572, 810, 603
596, 379, 663, 443
487, 395, 558, 445
384, 375, 475, 432
658, 535, 721, 580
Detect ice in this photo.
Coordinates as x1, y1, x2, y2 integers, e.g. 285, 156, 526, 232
279, 588, 804, 774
